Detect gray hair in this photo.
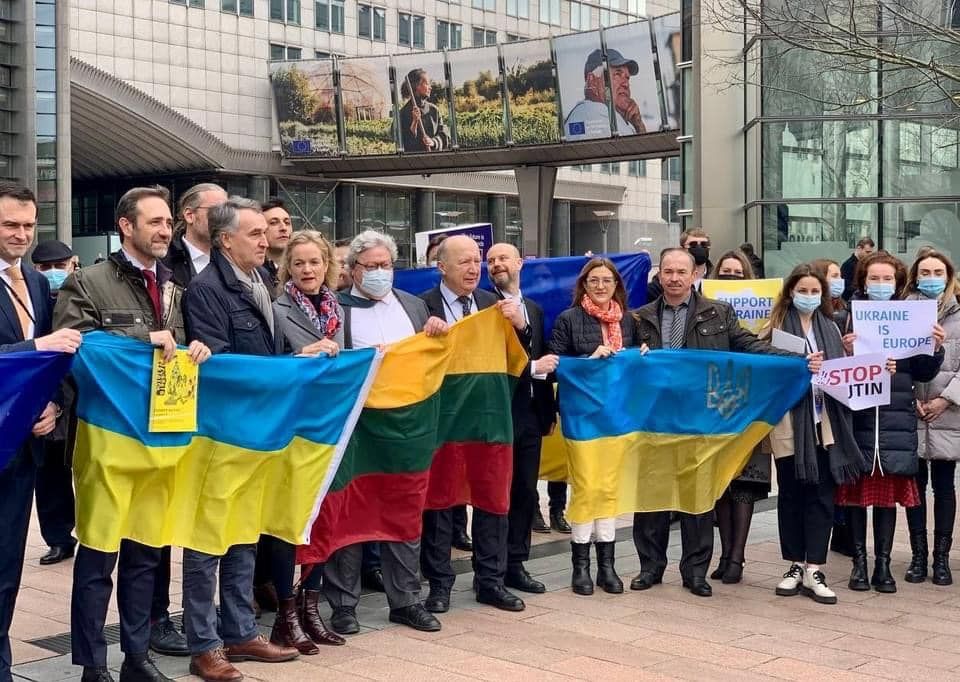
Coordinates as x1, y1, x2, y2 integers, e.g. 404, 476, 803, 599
347, 229, 398, 267
208, 196, 262, 248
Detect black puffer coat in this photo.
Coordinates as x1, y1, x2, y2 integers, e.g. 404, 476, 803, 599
548, 305, 637, 356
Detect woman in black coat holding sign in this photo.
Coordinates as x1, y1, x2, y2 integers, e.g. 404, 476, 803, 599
838, 251, 945, 595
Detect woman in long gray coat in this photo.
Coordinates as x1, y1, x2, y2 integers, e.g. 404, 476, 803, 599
905, 249, 960, 587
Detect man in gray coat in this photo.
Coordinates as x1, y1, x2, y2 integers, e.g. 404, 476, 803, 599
323, 230, 448, 636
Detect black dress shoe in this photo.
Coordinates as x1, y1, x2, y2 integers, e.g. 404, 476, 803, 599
388, 604, 442, 632
629, 572, 662, 591
149, 616, 189, 656
550, 511, 572, 534
682, 577, 713, 597
531, 510, 550, 534
119, 653, 171, 682
40, 544, 75, 565
330, 606, 360, 635
505, 566, 545, 594
452, 530, 473, 552
81, 667, 115, 682
424, 588, 450, 613
476, 586, 525, 612
361, 568, 385, 592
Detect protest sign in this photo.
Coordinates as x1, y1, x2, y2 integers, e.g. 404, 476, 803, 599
149, 349, 199, 432
851, 299, 937, 359
701, 278, 782, 334
812, 353, 890, 411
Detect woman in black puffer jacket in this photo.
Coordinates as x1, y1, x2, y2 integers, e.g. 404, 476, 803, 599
838, 252, 945, 595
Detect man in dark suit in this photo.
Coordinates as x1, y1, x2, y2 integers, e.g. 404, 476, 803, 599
419, 235, 528, 614
0, 182, 81, 681
486, 243, 559, 594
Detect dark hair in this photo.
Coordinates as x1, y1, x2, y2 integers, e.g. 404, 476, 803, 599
857, 236, 876, 249
766, 263, 832, 335
400, 69, 427, 99
712, 250, 754, 279
115, 186, 171, 239
426, 233, 448, 262
739, 242, 755, 256
333, 238, 352, 248
854, 251, 908, 299
0, 182, 36, 205
261, 197, 286, 212
809, 258, 846, 311
572, 257, 627, 312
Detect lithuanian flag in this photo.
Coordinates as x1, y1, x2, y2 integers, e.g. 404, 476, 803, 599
557, 348, 810, 522
71, 332, 379, 555
300, 308, 528, 563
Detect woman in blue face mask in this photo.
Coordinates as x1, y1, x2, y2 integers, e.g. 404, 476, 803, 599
904, 250, 960, 587
811, 259, 848, 333
837, 251, 946, 596
763, 264, 866, 605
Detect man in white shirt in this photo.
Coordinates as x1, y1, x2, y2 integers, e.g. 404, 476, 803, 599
163, 183, 228, 289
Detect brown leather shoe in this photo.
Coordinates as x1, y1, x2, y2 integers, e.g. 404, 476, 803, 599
270, 596, 319, 655
224, 634, 298, 663
189, 648, 243, 681
298, 589, 346, 646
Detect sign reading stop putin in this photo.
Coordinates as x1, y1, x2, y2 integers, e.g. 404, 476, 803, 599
812, 353, 891, 411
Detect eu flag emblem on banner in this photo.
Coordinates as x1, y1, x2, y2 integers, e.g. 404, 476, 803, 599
568, 121, 586, 136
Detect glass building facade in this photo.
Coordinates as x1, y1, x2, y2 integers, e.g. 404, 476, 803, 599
746, 0, 960, 277
35, 0, 57, 240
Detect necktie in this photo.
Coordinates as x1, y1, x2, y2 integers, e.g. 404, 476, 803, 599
142, 269, 162, 325
669, 305, 685, 349
6, 263, 31, 339
457, 295, 472, 318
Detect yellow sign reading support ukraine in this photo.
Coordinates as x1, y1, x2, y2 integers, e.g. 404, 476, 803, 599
148, 349, 199, 433
702, 278, 782, 333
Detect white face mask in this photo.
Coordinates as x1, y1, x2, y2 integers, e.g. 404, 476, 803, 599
361, 267, 393, 299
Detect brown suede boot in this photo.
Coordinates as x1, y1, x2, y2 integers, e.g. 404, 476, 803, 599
270, 597, 319, 655
298, 589, 346, 646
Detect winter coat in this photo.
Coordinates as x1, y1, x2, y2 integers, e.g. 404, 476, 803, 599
912, 294, 960, 461
548, 304, 637, 357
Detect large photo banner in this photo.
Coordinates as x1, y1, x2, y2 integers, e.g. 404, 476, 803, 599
392, 52, 452, 153
555, 30, 610, 141
269, 60, 340, 157
501, 38, 561, 145
603, 21, 662, 135
652, 13, 682, 130
339, 56, 396, 155
448, 45, 506, 148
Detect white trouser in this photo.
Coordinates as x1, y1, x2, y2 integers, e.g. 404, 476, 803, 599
570, 517, 617, 544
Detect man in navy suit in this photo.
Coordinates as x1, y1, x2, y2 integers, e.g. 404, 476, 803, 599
0, 182, 81, 680
418, 235, 529, 615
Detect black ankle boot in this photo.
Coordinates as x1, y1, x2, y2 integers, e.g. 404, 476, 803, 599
594, 541, 623, 594
570, 542, 594, 595
847, 507, 870, 591
871, 508, 897, 593
710, 557, 730, 581
932, 532, 953, 586
904, 530, 928, 583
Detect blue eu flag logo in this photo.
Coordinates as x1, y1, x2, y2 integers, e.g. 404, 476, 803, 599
291, 139, 313, 154
568, 121, 586, 136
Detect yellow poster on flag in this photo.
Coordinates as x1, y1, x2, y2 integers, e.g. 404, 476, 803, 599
148, 349, 199, 432
702, 278, 782, 334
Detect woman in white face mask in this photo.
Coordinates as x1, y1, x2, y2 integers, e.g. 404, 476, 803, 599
904, 249, 960, 587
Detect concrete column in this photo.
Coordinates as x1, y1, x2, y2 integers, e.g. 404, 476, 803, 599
514, 166, 557, 258
247, 176, 270, 203
415, 189, 435, 234
550, 200, 571, 257
488, 194, 507, 244
336, 183, 357, 240
55, 0, 71, 244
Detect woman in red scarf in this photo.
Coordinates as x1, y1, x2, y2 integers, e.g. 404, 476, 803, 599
548, 258, 637, 597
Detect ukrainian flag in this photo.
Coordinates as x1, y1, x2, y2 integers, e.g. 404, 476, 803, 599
557, 348, 810, 523
71, 331, 379, 555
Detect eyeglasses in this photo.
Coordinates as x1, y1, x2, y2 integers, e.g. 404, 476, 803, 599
355, 261, 393, 272
586, 277, 615, 287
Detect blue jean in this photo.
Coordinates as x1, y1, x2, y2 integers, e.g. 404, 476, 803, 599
183, 545, 257, 655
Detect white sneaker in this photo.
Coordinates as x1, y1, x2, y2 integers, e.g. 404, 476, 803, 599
775, 563, 803, 596
800, 567, 838, 604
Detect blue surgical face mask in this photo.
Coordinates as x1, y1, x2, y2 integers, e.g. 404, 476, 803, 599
792, 292, 822, 314
361, 267, 393, 299
829, 278, 844, 298
918, 277, 947, 299
866, 282, 896, 301
41, 267, 68, 291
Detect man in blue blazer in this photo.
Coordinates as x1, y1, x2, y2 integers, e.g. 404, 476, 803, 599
0, 182, 81, 680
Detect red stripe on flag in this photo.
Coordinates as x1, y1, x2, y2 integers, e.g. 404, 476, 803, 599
425, 441, 513, 515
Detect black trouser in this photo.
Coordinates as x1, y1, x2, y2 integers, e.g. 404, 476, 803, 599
72, 541, 162, 667
0, 449, 35, 680
151, 546, 172, 622
632, 510, 713, 581
35, 440, 76, 550
906, 459, 957, 536
452, 505, 468, 537
547, 482, 567, 515
775, 451, 834, 565
507, 404, 543, 568
361, 542, 381, 574
421, 508, 507, 594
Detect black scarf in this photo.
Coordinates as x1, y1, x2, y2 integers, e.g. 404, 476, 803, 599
782, 307, 868, 484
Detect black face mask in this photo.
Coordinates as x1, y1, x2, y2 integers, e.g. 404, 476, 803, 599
688, 245, 709, 266
716, 274, 743, 280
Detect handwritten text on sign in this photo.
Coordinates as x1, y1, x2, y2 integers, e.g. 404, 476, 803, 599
812, 353, 890, 411
852, 300, 937, 360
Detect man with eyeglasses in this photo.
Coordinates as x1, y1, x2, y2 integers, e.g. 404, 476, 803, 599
646, 228, 712, 302
322, 230, 447, 636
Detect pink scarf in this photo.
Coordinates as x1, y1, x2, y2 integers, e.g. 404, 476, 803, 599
580, 295, 623, 351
